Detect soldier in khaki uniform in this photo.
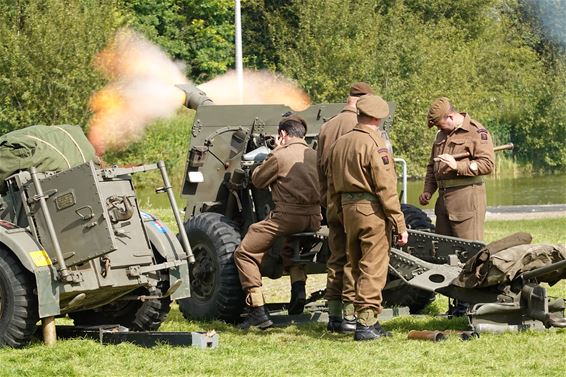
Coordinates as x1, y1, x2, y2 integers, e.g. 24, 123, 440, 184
234, 114, 321, 330
328, 95, 408, 341
317, 82, 374, 333
419, 97, 495, 241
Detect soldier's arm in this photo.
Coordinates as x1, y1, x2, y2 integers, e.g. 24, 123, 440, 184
326, 160, 342, 219
455, 128, 495, 176
251, 153, 279, 188
423, 145, 438, 194
371, 147, 407, 234
316, 133, 328, 206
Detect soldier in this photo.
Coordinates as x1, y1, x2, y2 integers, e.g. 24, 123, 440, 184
234, 114, 321, 330
328, 95, 408, 341
419, 97, 495, 241
317, 82, 374, 333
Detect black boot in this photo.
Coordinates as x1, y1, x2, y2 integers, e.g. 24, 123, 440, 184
238, 306, 273, 330
288, 281, 306, 315
354, 323, 386, 341
373, 322, 392, 337
327, 316, 357, 333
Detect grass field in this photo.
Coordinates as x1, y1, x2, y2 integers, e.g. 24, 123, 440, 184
1, 216, 565, 376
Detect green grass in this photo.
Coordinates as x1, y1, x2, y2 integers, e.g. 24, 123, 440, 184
1, 216, 565, 376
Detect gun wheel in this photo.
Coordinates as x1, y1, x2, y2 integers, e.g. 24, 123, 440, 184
177, 212, 245, 323
401, 204, 435, 231
0, 246, 38, 348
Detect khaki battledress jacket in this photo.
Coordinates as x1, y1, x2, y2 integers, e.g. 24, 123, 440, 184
234, 139, 321, 290
424, 113, 495, 240
328, 124, 406, 311
316, 104, 358, 303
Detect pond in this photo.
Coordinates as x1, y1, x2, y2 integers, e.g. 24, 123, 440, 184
137, 173, 566, 210
403, 173, 566, 208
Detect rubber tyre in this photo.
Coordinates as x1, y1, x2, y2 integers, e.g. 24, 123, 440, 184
382, 204, 436, 314
69, 286, 171, 331
177, 213, 245, 323
382, 280, 436, 314
0, 246, 38, 348
401, 203, 435, 231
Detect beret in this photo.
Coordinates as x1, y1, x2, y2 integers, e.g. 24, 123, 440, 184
356, 95, 389, 120
427, 97, 451, 128
349, 82, 374, 97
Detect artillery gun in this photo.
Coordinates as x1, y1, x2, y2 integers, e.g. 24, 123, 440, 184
174, 83, 566, 333
174, 83, 436, 322
0, 130, 192, 347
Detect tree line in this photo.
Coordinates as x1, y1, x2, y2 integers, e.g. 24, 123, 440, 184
1, 0, 565, 175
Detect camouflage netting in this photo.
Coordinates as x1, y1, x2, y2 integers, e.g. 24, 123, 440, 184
0, 125, 96, 193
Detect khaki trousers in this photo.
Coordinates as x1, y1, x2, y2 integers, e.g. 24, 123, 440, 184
324, 203, 356, 303
342, 200, 391, 313
234, 211, 321, 290
435, 184, 486, 241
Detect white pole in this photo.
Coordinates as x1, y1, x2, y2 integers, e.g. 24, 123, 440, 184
235, 0, 244, 104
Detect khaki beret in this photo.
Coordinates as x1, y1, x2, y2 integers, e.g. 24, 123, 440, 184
427, 97, 451, 128
279, 113, 308, 133
349, 82, 374, 97
356, 94, 389, 120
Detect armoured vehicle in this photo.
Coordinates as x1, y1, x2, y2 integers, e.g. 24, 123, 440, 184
174, 84, 435, 323
0, 146, 192, 347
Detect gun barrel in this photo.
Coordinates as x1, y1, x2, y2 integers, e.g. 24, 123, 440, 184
175, 83, 214, 110
433, 142, 514, 162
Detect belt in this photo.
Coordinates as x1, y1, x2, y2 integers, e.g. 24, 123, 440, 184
437, 176, 484, 189
341, 192, 378, 203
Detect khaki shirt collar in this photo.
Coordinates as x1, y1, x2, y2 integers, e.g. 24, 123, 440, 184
449, 113, 471, 136
282, 138, 308, 148
341, 104, 357, 114
353, 123, 377, 135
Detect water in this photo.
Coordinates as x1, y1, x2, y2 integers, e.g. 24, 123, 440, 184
403, 174, 566, 209
135, 174, 566, 209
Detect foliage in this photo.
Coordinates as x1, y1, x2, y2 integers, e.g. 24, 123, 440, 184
1, 0, 566, 173
120, 0, 235, 83
102, 111, 193, 188
242, 0, 566, 174
0, 0, 121, 134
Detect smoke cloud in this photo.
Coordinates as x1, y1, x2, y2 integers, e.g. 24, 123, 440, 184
88, 29, 189, 155
199, 70, 310, 110
88, 28, 311, 155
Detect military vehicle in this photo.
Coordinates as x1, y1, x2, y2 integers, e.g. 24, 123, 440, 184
174, 83, 436, 323
0, 133, 192, 347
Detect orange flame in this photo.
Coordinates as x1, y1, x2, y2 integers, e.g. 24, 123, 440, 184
87, 29, 188, 155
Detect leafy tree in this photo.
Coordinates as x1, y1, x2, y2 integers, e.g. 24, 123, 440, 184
121, 0, 235, 83
241, 0, 566, 174
0, 0, 121, 134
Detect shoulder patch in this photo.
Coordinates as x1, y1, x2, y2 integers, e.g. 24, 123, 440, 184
377, 147, 389, 154
476, 129, 489, 141
381, 155, 390, 165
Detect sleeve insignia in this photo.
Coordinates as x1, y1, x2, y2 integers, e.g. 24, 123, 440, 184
476, 129, 489, 140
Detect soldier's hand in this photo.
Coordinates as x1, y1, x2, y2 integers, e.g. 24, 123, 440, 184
437, 154, 457, 170
274, 134, 283, 147
419, 192, 431, 205
396, 231, 409, 246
